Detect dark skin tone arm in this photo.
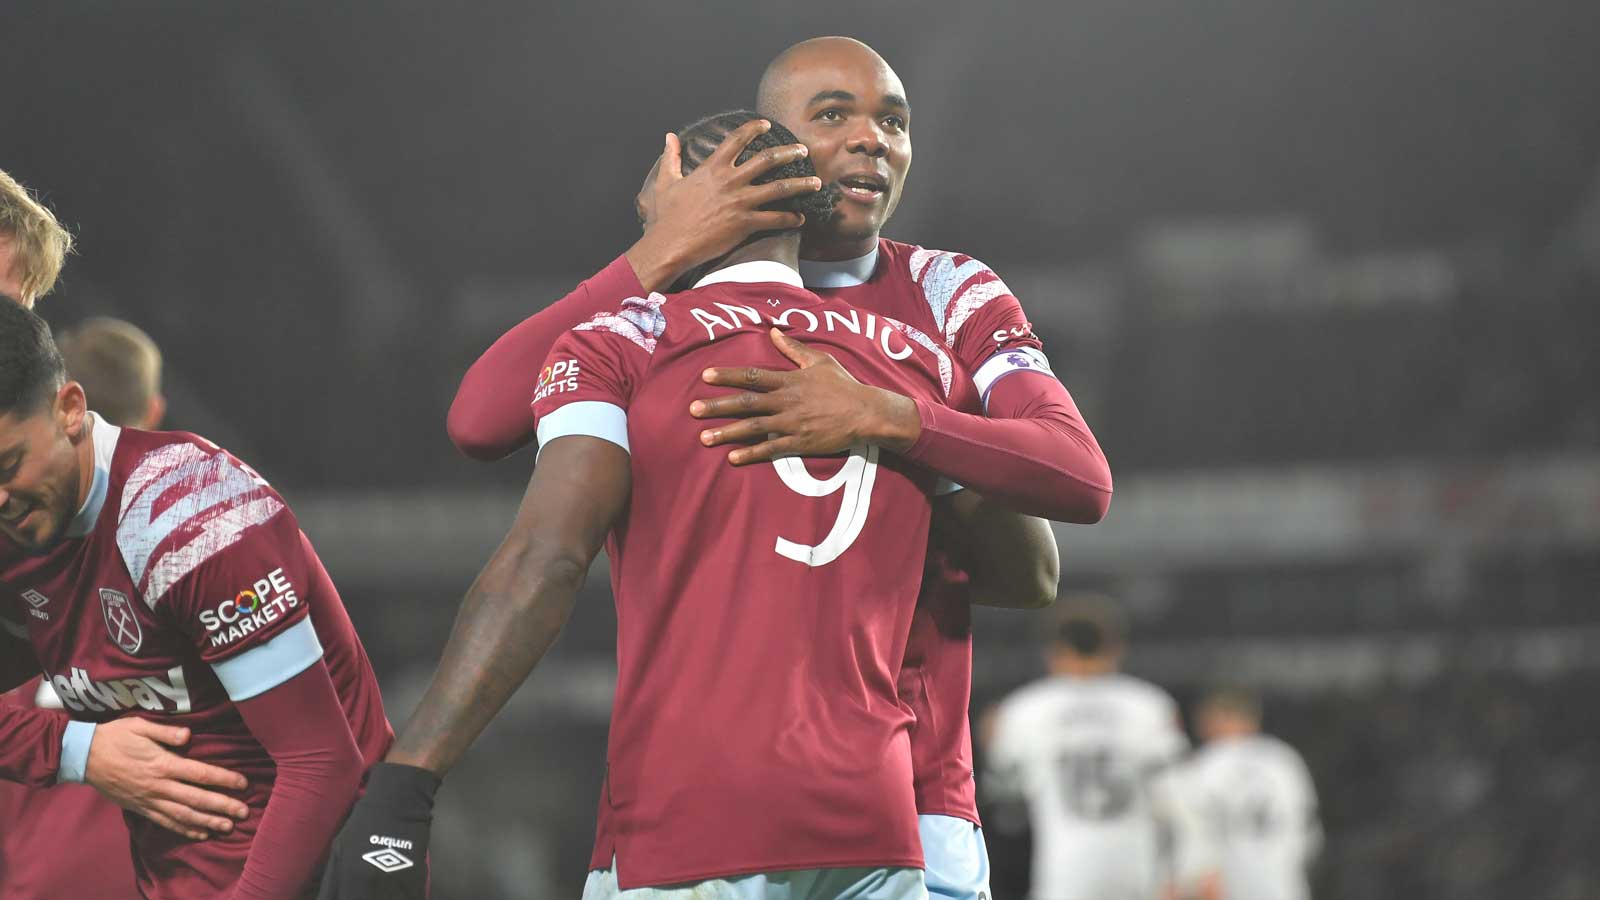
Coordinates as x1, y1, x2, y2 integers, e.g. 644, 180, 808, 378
386, 437, 630, 775
932, 489, 1059, 610
681, 330, 1058, 607
689, 329, 921, 460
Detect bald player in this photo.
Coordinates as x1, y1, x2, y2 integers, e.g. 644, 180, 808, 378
447, 37, 1108, 900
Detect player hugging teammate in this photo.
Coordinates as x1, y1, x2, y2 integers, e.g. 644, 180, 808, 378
2, 36, 1117, 900
323, 37, 1112, 900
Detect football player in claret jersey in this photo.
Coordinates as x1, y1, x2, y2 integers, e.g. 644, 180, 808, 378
444, 36, 1109, 900
1185, 688, 1321, 900
0, 301, 393, 900
322, 112, 1055, 900
0, 316, 166, 900
984, 597, 1208, 900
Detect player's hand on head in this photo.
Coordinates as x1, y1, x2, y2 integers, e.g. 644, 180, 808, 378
689, 328, 922, 464
84, 717, 251, 841
630, 119, 820, 291
318, 762, 439, 900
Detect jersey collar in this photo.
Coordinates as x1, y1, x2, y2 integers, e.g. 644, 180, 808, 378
693, 260, 803, 290
65, 412, 121, 539
799, 245, 879, 288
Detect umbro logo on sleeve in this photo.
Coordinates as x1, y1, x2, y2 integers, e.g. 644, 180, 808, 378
361, 848, 414, 874
362, 835, 416, 873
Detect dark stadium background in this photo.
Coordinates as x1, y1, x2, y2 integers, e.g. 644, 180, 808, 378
5, 1, 1599, 897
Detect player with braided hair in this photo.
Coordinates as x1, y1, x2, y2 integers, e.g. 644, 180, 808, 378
320, 113, 970, 899
676, 111, 841, 227
446, 36, 1101, 900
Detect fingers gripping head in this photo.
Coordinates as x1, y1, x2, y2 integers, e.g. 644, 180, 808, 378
675, 110, 841, 229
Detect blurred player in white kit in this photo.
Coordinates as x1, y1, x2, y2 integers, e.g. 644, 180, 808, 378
1184, 688, 1321, 900
984, 596, 1208, 900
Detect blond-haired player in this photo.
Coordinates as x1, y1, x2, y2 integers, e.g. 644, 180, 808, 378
0, 167, 73, 307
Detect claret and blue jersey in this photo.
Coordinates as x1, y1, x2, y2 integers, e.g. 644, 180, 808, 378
0, 414, 390, 900
531, 258, 983, 887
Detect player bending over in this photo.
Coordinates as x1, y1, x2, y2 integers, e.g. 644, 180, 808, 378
0, 315, 167, 900
0, 301, 393, 900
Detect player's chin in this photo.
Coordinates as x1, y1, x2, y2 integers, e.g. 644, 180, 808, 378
822, 207, 883, 244
6, 511, 63, 555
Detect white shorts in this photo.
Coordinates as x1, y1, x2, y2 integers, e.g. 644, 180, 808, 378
582, 862, 927, 900
919, 815, 992, 900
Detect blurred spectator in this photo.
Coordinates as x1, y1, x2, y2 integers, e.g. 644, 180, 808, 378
58, 317, 166, 430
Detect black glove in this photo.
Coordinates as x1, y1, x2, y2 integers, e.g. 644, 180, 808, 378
318, 762, 441, 900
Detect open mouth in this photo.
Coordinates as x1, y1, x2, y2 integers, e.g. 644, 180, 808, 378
837, 173, 888, 204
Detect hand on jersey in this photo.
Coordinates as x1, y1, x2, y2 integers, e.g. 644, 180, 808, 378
690, 328, 922, 464
318, 762, 439, 900
628, 119, 822, 292
85, 717, 251, 841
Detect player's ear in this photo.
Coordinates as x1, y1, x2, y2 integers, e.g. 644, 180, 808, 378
56, 382, 89, 439
144, 394, 167, 431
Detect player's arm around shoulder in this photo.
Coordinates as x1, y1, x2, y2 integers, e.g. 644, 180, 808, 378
913, 250, 1113, 520
447, 121, 814, 461
691, 251, 1113, 522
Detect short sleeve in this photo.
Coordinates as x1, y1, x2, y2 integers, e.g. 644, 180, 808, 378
530, 295, 662, 456
117, 442, 321, 701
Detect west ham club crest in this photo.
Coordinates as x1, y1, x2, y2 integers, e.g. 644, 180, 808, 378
99, 588, 143, 655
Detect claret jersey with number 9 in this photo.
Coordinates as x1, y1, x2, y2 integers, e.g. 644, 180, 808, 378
530, 260, 979, 889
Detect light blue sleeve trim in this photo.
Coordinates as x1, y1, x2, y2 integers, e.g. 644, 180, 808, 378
211, 617, 324, 702
536, 401, 630, 460
58, 721, 97, 784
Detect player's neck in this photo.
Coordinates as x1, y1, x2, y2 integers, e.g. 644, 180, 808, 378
1208, 721, 1258, 742
800, 231, 879, 263
74, 414, 97, 512
1052, 656, 1119, 678
715, 233, 801, 274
